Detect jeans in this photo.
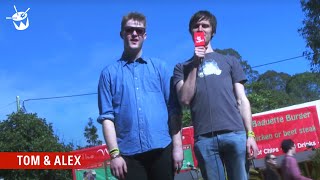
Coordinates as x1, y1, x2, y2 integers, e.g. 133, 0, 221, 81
194, 131, 248, 180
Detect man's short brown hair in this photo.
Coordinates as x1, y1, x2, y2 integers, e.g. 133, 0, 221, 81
281, 139, 295, 153
121, 12, 146, 32
189, 10, 217, 35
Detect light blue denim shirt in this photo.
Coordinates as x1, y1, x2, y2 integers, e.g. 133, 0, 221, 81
98, 57, 177, 156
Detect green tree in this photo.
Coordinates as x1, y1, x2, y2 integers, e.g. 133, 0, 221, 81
248, 71, 320, 113
182, 107, 192, 127
256, 70, 291, 91
286, 72, 320, 104
299, 0, 320, 72
215, 48, 242, 59
84, 118, 102, 147
248, 88, 292, 113
248, 71, 293, 113
0, 112, 73, 180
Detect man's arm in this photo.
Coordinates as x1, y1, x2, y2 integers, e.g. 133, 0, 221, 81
101, 120, 127, 179
234, 82, 259, 158
98, 71, 127, 179
175, 47, 205, 105
169, 114, 183, 173
287, 157, 312, 180
177, 65, 197, 106
168, 76, 183, 173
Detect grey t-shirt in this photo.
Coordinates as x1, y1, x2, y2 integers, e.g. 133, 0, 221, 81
173, 52, 247, 136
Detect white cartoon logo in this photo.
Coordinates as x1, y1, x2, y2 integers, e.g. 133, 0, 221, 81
6, 5, 30, 31
196, 36, 204, 44
198, 59, 222, 77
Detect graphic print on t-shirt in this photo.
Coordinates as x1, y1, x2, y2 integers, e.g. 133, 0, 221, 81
198, 59, 222, 78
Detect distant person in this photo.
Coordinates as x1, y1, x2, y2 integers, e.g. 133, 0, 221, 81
97, 12, 183, 180
263, 154, 281, 180
281, 139, 312, 180
83, 170, 96, 180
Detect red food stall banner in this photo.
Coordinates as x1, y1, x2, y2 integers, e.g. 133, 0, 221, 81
253, 106, 320, 159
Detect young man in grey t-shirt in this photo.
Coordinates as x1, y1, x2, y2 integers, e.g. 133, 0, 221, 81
173, 10, 259, 180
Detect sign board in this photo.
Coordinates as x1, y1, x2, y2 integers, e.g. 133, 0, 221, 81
253, 100, 320, 159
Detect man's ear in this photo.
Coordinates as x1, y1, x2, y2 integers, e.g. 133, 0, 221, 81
143, 33, 147, 40
120, 31, 123, 39
210, 32, 215, 40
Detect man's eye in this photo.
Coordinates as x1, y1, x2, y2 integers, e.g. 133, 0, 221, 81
202, 24, 210, 28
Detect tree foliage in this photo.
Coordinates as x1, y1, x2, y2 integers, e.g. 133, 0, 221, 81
299, 0, 320, 72
248, 71, 320, 113
248, 87, 293, 114
182, 108, 192, 127
248, 70, 293, 113
0, 112, 73, 180
256, 70, 291, 92
286, 72, 320, 104
84, 118, 102, 147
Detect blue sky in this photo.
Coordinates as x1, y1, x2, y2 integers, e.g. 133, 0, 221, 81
0, 1, 311, 146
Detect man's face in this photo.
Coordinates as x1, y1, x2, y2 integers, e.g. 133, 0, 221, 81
292, 145, 296, 154
267, 155, 277, 166
191, 19, 213, 46
121, 19, 146, 51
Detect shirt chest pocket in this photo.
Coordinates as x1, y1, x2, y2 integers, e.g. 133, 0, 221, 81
143, 73, 161, 92
112, 83, 127, 108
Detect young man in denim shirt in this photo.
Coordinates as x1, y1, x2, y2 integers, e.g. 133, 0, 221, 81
98, 12, 183, 180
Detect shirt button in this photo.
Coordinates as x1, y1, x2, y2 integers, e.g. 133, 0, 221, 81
136, 87, 139, 90
135, 77, 138, 80
139, 108, 141, 111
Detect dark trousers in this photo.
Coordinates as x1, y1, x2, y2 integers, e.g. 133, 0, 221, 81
122, 143, 173, 180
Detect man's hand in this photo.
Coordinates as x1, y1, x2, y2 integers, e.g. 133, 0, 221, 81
247, 137, 259, 159
172, 145, 184, 174
194, 46, 206, 59
110, 156, 127, 180
193, 46, 206, 66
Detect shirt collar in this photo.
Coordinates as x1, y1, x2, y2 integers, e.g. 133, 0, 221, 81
121, 56, 148, 66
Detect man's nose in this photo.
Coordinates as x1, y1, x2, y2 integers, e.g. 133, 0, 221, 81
132, 30, 138, 36
198, 25, 203, 31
